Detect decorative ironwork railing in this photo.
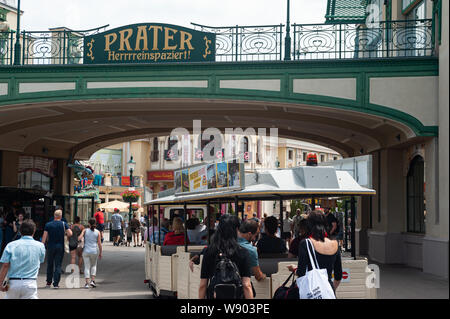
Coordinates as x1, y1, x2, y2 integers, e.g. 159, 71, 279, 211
0, 20, 436, 66
0, 25, 108, 65
292, 19, 434, 60
191, 23, 284, 62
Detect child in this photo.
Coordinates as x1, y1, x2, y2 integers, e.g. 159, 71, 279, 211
126, 224, 133, 247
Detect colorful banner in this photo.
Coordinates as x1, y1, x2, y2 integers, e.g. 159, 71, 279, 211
174, 161, 244, 195
189, 165, 208, 193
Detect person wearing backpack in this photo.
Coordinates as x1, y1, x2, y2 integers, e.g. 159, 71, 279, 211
69, 216, 84, 274
198, 214, 253, 299
294, 210, 342, 296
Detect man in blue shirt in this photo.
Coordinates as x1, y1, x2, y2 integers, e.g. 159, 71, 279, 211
237, 219, 266, 281
41, 209, 72, 288
0, 220, 46, 299
111, 209, 124, 246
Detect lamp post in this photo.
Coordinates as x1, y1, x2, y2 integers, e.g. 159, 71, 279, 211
284, 0, 292, 61
14, 0, 21, 65
127, 156, 136, 222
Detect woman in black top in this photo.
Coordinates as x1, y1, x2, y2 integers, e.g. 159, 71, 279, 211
295, 210, 342, 294
199, 214, 253, 299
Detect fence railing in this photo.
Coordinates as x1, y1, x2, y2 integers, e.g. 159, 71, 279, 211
293, 19, 434, 60
191, 23, 284, 62
0, 20, 436, 66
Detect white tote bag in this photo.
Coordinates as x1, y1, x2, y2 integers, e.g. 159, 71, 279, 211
296, 239, 336, 299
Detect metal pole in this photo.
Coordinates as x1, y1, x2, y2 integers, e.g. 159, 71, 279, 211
13, 0, 21, 65
235, 197, 238, 217
148, 205, 152, 245
351, 196, 356, 260
344, 200, 349, 252
157, 205, 161, 245
207, 199, 211, 245
284, 0, 292, 60
184, 202, 188, 252
279, 197, 283, 237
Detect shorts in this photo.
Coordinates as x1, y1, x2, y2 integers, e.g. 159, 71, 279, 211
96, 224, 105, 232
111, 229, 121, 238
281, 232, 292, 240
336, 231, 344, 240
131, 227, 140, 234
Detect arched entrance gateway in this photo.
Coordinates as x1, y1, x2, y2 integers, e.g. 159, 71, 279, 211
0, 0, 448, 282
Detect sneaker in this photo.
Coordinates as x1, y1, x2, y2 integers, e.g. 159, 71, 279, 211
90, 281, 96, 288
45, 283, 52, 288
84, 283, 90, 289
52, 285, 59, 289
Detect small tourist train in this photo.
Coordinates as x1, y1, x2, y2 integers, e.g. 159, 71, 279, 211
144, 163, 377, 299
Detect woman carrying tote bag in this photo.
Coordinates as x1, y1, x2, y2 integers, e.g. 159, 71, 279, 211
295, 210, 342, 299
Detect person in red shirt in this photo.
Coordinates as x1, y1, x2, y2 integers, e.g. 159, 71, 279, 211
163, 217, 189, 246
93, 208, 105, 243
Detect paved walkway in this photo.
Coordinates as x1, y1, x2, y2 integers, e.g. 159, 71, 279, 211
374, 262, 448, 299
1, 235, 152, 299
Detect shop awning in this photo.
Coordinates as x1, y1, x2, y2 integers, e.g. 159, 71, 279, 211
73, 189, 100, 202
146, 166, 376, 205
325, 0, 369, 24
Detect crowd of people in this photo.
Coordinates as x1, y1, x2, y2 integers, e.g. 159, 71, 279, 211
0, 202, 346, 299
186, 207, 345, 300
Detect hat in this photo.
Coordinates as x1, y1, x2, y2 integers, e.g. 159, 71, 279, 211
114, 208, 120, 212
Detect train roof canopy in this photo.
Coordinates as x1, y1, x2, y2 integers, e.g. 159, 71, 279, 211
145, 166, 375, 205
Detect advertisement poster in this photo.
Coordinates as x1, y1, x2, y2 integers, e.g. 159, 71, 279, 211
174, 171, 182, 194
228, 161, 240, 187
181, 169, 190, 192
216, 162, 228, 188
189, 165, 208, 193
207, 164, 217, 190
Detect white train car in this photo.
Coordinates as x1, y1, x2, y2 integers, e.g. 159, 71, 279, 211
145, 165, 377, 299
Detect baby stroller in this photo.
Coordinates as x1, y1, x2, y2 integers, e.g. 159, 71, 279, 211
117, 229, 126, 246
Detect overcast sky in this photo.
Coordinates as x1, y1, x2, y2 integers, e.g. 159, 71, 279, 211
17, 0, 327, 31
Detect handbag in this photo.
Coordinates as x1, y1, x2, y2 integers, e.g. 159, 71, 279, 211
296, 239, 336, 299
62, 221, 70, 254
273, 271, 299, 299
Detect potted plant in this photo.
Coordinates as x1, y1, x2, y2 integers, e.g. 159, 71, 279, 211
131, 203, 140, 211
121, 190, 140, 203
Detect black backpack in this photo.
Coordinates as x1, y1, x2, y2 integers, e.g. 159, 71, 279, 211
207, 252, 243, 299
273, 272, 299, 299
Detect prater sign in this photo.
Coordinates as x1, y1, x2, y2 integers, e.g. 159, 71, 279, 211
83, 23, 216, 64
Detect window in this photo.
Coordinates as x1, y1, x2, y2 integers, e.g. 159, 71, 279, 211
0, 8, 7, 22
402, 0, 423, 13
151, 137, 159, 162
198, 134, 222, 159
403, 0, 427, 57
303, 152, 307, 162
288, 149, 293, 161
320, 155, 325, 162
164, 136, 179, 161
241, 136, 250, 163
406, 156, 425, 233
333, 156, 338, 161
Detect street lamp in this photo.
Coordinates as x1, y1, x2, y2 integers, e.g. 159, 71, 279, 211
14, 0, 21, 65
127, 156, 136, 222
127, 156, 136, 187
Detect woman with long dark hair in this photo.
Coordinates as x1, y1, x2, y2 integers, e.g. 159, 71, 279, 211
78, 218, 102, 289
198, 214, 253, 299
295, 210, 342, 295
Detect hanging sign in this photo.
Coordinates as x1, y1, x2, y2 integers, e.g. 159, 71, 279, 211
84, 23, 216, 64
